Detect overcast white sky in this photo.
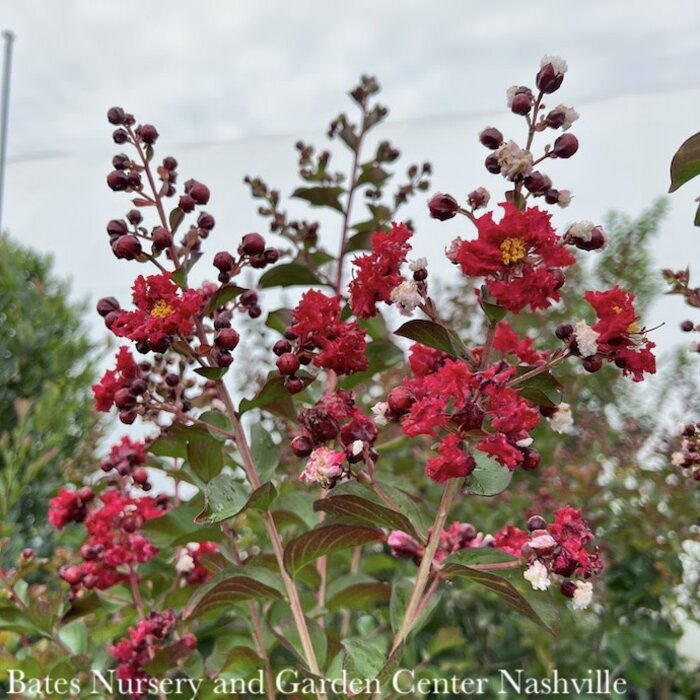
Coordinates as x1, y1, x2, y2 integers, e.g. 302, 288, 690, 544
3, 0, 700, 363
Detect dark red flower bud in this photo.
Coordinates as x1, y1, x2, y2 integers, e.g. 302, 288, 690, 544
96, 296, 120, 317
240, 233, 266, 256
544, 188, 560, 204
151, 226, 173, 250
573, 226, 606, 251
213, 349, 233, 367
552, 133, 579, 159
114, 387, 137, 410
119, 409, 137, 425
277, 352, 300, 376
264, 248, 280, 264
273, 339, 292, 356
215, 328, 240, 351
161, 156, 178, 171
545, 108, 567, 129
213, 251, 235, 272
555, 323, 573, 341
248, 304, 262, 319
112, 129, 129, 144
113, 235, 142, 260
137, 124, 159, 144
479, 127, 504, 150
484, 153, 500, 174
61, 565, 83, 586
133, 467, 149, 485
413, 268, 428, 282
548, 268, 565, 291
536, 62, 565, 94
387, 386, 414, 416
520, 447, 541, 471
560, 580, 577, 598
291, 435, 314, 457
130, 378, 148, 396
467, 188, 490, 209
527, 515, 547, 531
165, 373, 179, 387
284, 376, 304, 394
179, 195, 195, 212
77, 486, 94, 503
107, 170, 129, 191
510, 88, 533, 115
240, 290, 258, 306
428, 193, 460, 221
197, 212, 215, 230
107, 106, 126, 125
583, 355, 603, 373
187, 181, 210, 205
127, 172, 142, 189
107, 219, 128, 237
524, 171, 551, 195
112, 153, 130, 170
681, 320, 694, 332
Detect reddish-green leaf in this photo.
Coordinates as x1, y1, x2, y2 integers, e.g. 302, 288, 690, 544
283, 524, 384, 576
183, 567, 283, 619
669, 132, 700, 193
204, 284, 247, 314
195, 476, 277, 525
516, 367, 563, 407
239, 372, 313, 415
292, 186, 345, 212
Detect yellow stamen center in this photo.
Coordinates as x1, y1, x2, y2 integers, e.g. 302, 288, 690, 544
150, 299, 175, 319
500, 237, 526, 265
627, 322, 640, 333
612, 305, 623, 314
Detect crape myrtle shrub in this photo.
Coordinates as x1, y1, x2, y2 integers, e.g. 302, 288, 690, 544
0, 56, 696, 699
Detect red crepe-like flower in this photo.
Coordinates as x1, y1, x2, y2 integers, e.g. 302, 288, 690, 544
548, 505, 602, 578
49, 487, 89, 529
92, 346, 142, 412
452, 203, 575, 313
290, 290, 368, 375
584, 287, 656, 381
348, 222, 412, 318
492, 320, 548, 365
179, 541, 218, 585
492, 525, 529, 557
426, 434, 477, 483
111, 272, 204, 350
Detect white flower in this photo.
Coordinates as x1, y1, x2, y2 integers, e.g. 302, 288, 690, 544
446, 238, 463, 263
553, 104, 579, 130
548, 403, 574, 434
541, 55, 568, 75
495, 140, 533, 180
175, 552, 195, 574
524, 560, 551, 591
568, 220, 595, 242
390, 280, 422, 316
572, 581, 593, 610
371, 401, 389, 427
574, 320, 599, 358
557, 190, 573, 208
671, 451, 685, 467
516, 437, 533, 448
409, 257, 427, 272
351, 439, 364, 457
529, 534, 557, 554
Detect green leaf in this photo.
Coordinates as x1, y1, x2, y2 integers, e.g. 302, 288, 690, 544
170, 267, 187, 289
194, 366, 229, 380
505, 189, 526, 210
145, 638, 195, 676
394, 319, 462, 357
326, 576, 391, 612
516, 367, 563, 407
198, 410, 231, 439
428, 626, 465, 657
357, 165, 390, 187
465, 451, 513, 496
142, 501, 217, 547
204, 285, 246, 314
342, 638, 386, 679
195, 474, 249, 524
284, 524, 384, 575
345, 229, 375, 252
169, 207, 185, 232
265, 308, 293, 335
480, 285, 507, 324
339, 340, 403, 390
314, 481, 420, 539
60, 593, 101, 625
238, 373, 312, 415
250, 424, 279, 482
58, 620, 88, 656
292, 186, 345, 212
258, 262, 327, 288
187, 433, 224, 482
669, 131, 700, 192
440, 551, 559, 633
183, 567, 283, 619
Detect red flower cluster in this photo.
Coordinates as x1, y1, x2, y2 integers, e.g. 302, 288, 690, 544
48, 486, 94, 529
388, 521, 488, 567
584, 287, 656, 381
111, 610, 187, 699
112, 272, 204, 352
492, 525, 530, 557
290, 290, 368, 375
100, 436, 147, 476
491, 320, 548, 365
57, 490, 165, 593
396, 347, 540, 480
93, 347, 145, 414
450, 203, 575, 313
348, 222, 412, 318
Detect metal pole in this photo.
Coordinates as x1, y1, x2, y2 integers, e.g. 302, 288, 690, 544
0, 30, 16, 233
